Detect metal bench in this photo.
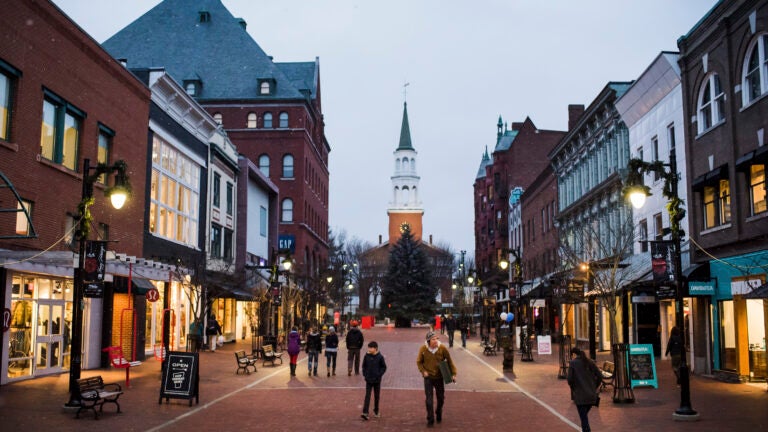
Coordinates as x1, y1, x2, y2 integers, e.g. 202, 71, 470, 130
261, 344, 283, 367
75, 376, 123, 419
235, 350, 257, 374
599, 361, 615, 392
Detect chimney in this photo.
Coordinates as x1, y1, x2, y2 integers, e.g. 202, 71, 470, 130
568, 104, 585, 130
378, 234, 382, 245
429, 235, 433, 245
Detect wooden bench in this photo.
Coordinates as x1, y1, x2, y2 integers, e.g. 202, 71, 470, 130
261, 344, 283, 367
599, 361, 615, 392
75, 376, 123, 419
103, 346, 142, 387
235, 350, 257, 374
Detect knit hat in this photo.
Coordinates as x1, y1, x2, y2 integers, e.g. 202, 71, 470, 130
426, 331, 437, 341
329, 326, 336, 333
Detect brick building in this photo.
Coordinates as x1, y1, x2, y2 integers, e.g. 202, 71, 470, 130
102, 0, 331, 281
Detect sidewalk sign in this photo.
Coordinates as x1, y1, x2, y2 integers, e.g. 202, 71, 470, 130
537, 335, 552, 355
627, 344, 658, 388
159, 351, 199, 405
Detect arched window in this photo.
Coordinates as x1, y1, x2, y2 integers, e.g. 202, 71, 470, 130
185, 82, 196, 96
213, 113, 222, 125
395, 158, 401, 171
247, 112, 257, 128
402, 157, 409, 172
698, 73, 725, 133
743, 34, 768, 105
282, 154, 294, 178
402, 186, 410, 205
279, 112, 289, 128
281, 198, 293, 222
260, 81, 270, 95
264, 112, 273, 128
258, 154, 270, 177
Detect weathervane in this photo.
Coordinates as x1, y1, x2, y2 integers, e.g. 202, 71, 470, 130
403, 81, 410, 103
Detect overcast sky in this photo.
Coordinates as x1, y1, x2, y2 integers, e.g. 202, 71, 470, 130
53, 0, 717, 259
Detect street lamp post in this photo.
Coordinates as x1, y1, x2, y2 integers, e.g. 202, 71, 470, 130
625, 145, 699, 420
499, 248, 522, 373
66, 159, 130, 407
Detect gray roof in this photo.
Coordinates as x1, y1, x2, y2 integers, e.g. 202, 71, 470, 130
397, 102, 414, 151
476, 147, 492, 179
494, 129, 518, 152
102, 0, 317, 101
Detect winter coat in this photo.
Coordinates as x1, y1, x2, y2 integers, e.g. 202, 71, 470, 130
346, 327, 364, 350
305, 331, 322, 353
444, 317, 457, 332
206, 318, 222, 335
567, 356, 602, 406
665, 333, 683, 357
286, 331, 302, 356
362, 351, 387, 383
416, 342, 456, 380
325, 333, 339, 353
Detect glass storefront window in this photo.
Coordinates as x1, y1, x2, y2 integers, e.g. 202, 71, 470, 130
746, 299, 766, 380
719, 300, 737, 371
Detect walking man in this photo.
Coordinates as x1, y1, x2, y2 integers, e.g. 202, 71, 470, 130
459, 315, 469, 348
305, 326, 322, 376
445, 314, 456, 348
567, 347, 602, 432
346, 320, 364, 376
360, 341, 387, 420
416, 331, 457, 427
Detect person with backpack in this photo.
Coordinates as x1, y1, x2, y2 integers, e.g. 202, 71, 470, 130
345, 320, 364, 376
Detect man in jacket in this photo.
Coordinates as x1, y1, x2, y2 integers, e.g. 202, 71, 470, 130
305, 326, 322, 376
416, 331, 457, 427
360, 341, 387, 420
567, 347, 602, 432
346, 320, 364, 376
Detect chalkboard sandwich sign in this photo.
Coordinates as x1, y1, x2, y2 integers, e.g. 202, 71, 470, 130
160, 351, 199, 405
628, 344, 658, 389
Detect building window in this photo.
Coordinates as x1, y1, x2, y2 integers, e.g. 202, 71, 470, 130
40, 92, 83, 171
15, 199, 32, 236
223, 228, 233, 261
653, 212, 663, 241
213, 113, 223, 125
651, 136, 660, 181
211, 225, 222, 258
743, 34, 768, 105
260, 206, 267, 236
697, 73, 725, 134
213, 172, 221, 208
260, 81, 270, 95
282, 154, 294, 178
247, 112, 257, 128
185, 82, 196, 96
750, 164, 767, 216
281, 198, 293, 222
264, 112, 273, 128
0, 59, 21, 141
258, 154, 270, 177
279, 112, 288, 128
149, 134, 201, 246
639, 219, 648, 253
97, 125, 113, 184
703, 179, 731, 229
226, 181, 233, 216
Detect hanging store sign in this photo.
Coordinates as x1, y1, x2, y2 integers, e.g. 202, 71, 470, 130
84, 241, 108, 282
688, 281, 715, 296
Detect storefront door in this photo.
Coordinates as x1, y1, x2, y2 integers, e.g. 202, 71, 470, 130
35, 300, 66, 373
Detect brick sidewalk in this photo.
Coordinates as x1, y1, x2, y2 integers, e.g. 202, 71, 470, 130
0, 326, 765, 431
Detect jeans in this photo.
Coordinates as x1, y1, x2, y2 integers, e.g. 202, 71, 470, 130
576, 404, 592, 432
447, 330, 455, 347
460, 330, 467, 347
348, 349, 361, 374
423, 377, 445, 422
326, 351, 337, 370
307, 350, 319, 372
362, 382, 381, 414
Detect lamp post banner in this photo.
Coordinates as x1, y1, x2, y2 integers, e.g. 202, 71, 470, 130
650, 241, 673, 284
84, 240, 107, 282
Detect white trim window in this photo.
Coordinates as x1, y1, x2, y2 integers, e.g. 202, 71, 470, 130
149, 134, 201, 246
281, 198, 293, 222
743, 34, 768, 106
697, 73, 725, 134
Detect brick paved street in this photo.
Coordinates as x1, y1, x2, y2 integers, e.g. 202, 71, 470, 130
0, 326, 765, 431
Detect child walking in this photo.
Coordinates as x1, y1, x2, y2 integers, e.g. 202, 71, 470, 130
360, 341, 387, 420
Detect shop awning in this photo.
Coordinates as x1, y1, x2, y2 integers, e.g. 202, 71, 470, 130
113, 276, 155, 295
743, 283, 768, 299
682, 262, 710, 281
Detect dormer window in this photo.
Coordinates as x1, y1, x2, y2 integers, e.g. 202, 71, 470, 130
257, 78, 276, 96
199, 10, 211, 23
183, 79, 202, 97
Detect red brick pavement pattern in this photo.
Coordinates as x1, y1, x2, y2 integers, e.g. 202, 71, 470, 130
0, 326, 765, 431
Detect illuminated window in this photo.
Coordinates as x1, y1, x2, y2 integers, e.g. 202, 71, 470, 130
15, 199, 31, 236
247, 112, 257, 128
97, 125, 113, 184
750, 164, 767, 215
703, 179, 731, 229
40, 91, 83, 171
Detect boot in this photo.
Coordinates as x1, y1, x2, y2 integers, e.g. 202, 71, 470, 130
348, 369, 352, 376
290, 364, 296, 376
332, 367, 336, 376
313, 368, 318, 376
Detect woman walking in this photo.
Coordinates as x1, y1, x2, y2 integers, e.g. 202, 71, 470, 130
286, 327, 302, 377
325, 326, 339, 376
566, 347, 602, 432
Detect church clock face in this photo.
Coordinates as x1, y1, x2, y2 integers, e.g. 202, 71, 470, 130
399, 222, 410, 233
